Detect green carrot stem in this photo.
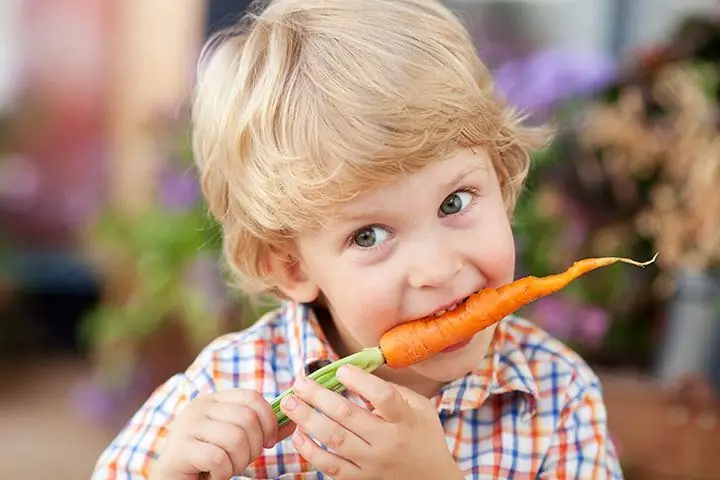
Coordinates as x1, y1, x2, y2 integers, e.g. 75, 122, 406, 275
271, 346, 386, 427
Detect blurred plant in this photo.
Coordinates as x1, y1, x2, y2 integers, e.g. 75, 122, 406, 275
514, 142, 647, 358
575, 58, 720, 388
531, 296, 610, 349
82, 119, 222, 344
0, 110, 24, 316
513, 16, 720, 368
493, 48, 618, 122
580, 61, 720, 287
502, 47, 627, 355
77, 113, 277, 423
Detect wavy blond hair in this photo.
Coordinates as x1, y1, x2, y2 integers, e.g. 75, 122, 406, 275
192, 0, 552, 296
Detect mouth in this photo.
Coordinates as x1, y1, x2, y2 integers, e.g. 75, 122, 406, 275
427, 294, 472, 318
441, 338, 472, 353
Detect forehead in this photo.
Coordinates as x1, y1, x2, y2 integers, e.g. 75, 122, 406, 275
333, 147, 490, 220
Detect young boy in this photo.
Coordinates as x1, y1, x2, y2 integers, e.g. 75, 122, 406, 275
92, 0, 624, 478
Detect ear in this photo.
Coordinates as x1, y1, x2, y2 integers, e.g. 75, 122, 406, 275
264, 247, 320, 303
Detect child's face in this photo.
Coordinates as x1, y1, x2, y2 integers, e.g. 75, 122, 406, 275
292, 146, 516, 385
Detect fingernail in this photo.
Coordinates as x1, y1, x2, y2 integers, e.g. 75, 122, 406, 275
292, 430, 304, 446
294, 375, 307, 390
282, 395, 298, 411
337, 365, 353, 380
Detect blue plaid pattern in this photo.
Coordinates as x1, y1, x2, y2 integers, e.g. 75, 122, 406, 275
91, 302, 624, 479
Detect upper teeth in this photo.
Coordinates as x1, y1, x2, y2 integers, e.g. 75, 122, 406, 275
433, 302, 460, 317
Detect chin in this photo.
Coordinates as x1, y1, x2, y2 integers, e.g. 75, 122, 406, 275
413, 342, 487, 383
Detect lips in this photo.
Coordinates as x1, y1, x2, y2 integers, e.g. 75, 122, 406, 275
441, 338, 472, 353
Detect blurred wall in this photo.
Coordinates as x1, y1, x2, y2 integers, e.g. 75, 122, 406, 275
206, 0, 253, 37
448, 0, 719, 57
627, 0, 718, 48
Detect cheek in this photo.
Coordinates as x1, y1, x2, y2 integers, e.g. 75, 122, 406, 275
475, 248, 515, 289
324, 278, 400, 341
492, 228, 516, 281
470, 207, 516, 286
300, 239, 403, 342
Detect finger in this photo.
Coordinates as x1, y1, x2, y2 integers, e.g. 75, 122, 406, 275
212, 389, 279, 447
277, 421, 297, 442
186, 439, 234, 479
291, 374, 381, 441
280, 394, 368, 458
193, 418, 251, 474
336, 365, 408, 422
206, 404, 264, 459
291, 429, 362, 479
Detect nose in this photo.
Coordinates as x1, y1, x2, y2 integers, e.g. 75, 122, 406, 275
407, 242, 463, 289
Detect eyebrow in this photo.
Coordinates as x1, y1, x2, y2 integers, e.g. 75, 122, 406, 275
335, 163, 485, 224
445, 164, 485, 190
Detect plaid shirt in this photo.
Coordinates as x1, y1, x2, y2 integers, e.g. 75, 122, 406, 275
92, 302, 623, 479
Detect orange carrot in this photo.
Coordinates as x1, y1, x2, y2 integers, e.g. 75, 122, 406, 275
379, 254, 658, 368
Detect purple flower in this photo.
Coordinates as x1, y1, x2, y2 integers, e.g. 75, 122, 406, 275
530, 296, 611, 348
184, 254, 232, 317
71, 369, 153, 425
573, 305, 610, 348
158, 167, 200, 212
0, 155, 40, 210
560, 206, 590, 254
71, 380, 126, 424
493, 48, 618, 119
531, 297, 575, 341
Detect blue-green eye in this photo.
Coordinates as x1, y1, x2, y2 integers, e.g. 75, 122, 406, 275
439, 190, 473, 216
352, 225, 390, 248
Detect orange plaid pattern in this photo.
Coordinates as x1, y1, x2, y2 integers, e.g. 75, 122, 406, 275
91, 302, 623, 479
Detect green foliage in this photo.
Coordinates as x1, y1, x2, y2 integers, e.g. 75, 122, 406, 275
79, 115, 248, 361
692, 60, 720, 100
513, 139, 567, 276
80, 200, 226, 344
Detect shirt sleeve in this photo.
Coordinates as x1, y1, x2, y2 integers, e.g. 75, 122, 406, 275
90, 347, 219, 479
539, 373, 624, 479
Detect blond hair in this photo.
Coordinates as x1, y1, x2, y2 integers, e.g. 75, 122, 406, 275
192, 0, 551, 296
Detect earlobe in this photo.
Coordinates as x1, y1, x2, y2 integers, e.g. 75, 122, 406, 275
265, 248, 320, 303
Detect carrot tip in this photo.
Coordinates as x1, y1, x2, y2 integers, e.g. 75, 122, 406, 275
616, 252, 659, 267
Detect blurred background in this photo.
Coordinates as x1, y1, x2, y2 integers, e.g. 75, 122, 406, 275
1, 0, 719, 478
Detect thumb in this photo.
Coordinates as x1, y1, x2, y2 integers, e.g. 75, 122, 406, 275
388, 383, 426, 403
276, 421, 297, 443
388, 383, 436, 411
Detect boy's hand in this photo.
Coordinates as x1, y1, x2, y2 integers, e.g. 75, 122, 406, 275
150, 389, 293, 480
280, 365, 464, 480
